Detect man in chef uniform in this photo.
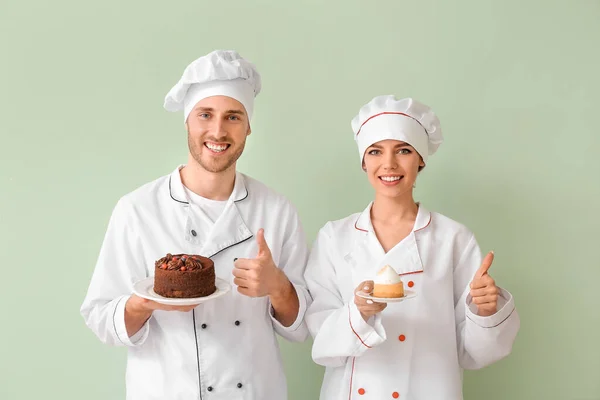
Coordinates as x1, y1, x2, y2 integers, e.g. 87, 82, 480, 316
80, 50, 311, 400
304, 95, 520, 399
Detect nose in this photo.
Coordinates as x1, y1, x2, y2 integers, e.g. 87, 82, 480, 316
382, 152, 398, 170
209, 118, 228, 140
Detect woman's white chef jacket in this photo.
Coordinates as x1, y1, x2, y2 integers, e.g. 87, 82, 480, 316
305, 203, 520, 400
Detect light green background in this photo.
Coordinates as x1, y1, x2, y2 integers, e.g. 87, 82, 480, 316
1, 0, 599, 399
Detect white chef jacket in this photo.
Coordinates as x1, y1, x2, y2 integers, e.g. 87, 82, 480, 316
305, 202, 520, 400
80, 166, 311, 400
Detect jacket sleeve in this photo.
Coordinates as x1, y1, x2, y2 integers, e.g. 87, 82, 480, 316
454, 233, 520, 369
268, 202, 312, 342
80, 198, 151, 347
305, 224, 386, 368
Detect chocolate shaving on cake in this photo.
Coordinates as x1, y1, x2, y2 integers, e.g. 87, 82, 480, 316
185, 258, 203, 271
155, 253, 207, 271
155, 253, 174, 268
167, 258, 183, 270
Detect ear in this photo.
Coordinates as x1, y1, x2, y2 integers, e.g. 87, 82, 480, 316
362, 160, 367, 172
247, 123, 252, 136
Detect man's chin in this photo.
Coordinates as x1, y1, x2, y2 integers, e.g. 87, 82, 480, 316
198, 159, 236, 174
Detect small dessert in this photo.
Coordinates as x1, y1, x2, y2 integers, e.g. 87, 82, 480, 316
372, 265, 404, 298
153, 253, 216, 298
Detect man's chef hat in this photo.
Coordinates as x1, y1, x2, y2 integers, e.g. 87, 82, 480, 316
164, 50, 262, 122
351, 95, 443, 165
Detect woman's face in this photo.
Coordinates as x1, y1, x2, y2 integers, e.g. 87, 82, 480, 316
363, 139, 425, 199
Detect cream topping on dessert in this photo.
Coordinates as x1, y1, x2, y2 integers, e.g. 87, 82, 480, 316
374, 265, 402, 284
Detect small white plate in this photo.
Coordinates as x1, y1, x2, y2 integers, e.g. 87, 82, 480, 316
355, 290, 417, 303
133, 277, 231, 306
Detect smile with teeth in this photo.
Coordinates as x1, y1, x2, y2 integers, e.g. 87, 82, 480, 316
379, 175, 403, 182
205, 142, 229, 153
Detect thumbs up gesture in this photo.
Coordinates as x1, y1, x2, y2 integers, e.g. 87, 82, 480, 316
469, 251, 499, 317
233, 228, 286, 297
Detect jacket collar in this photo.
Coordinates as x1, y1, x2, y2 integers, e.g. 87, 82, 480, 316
168, 165, 249, 205
348, 201, 430, 276
354, 201, 432, 234
167, 165, 253, 258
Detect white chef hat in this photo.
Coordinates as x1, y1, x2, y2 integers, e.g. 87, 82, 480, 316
164, 50, 262, 122
351, 95, 443, 165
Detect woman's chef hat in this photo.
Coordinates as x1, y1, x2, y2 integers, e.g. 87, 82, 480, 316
164, 50, 262, 122
351, 95, 443, 165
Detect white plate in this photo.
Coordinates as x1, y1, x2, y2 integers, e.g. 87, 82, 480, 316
355, 290, 417, 303
133, 277, 231, 306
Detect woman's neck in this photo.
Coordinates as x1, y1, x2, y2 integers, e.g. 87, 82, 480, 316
370, 192, 418, 226
370, 193, 419, 253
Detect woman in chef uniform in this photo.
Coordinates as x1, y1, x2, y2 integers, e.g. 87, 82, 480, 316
305, 95, 520, 399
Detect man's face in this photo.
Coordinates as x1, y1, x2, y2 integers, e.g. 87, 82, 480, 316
186, 96, 251, 173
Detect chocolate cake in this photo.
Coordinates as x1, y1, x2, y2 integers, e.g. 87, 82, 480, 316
153, 253, 216, 298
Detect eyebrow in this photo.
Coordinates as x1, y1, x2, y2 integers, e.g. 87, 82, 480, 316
368, 141, 411, 148
194, 107, 246, 115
